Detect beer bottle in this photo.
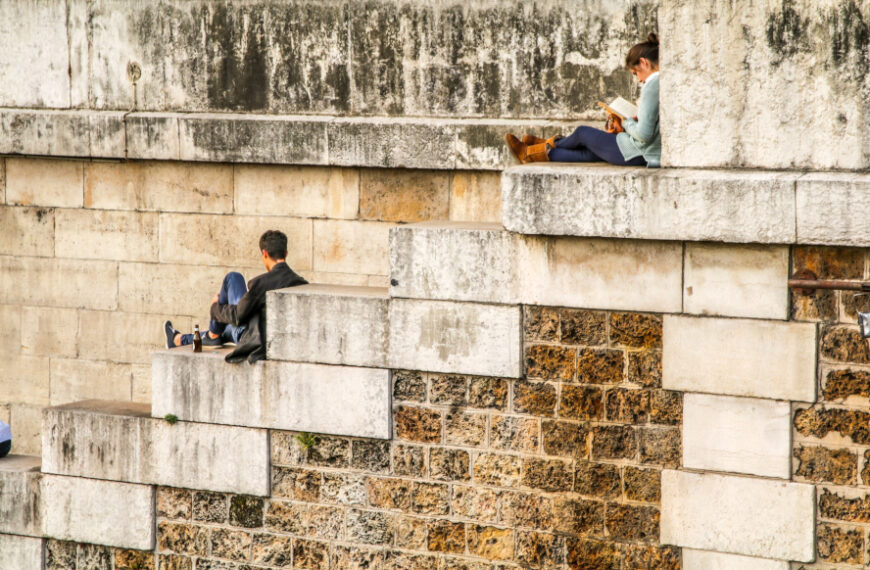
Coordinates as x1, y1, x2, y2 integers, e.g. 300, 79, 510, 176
193, 324, 202, 353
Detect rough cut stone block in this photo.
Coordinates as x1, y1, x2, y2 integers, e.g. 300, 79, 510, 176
663, 315, 817, 402
234, 165, 359, 219
0, 206, 54, 257
661, 470, 814, 562
42, 400, 270, 495
502, 165, 797, 243
0, 535, 44, 570
40, 474, 155, 550
267, 285, 389, 367
55, 209, 159, 262
152, 350, 391, 439
328, 118, 456, 170
796, 172, 870, 246
0, 455, 42, 537
6, 158, 83, 208
683, 243, 790, 320
313, 219, 393, 276
683, 394, 791, 479
0, 110, 125, 158
682, 549, 789, 570
389, 299, 522, 378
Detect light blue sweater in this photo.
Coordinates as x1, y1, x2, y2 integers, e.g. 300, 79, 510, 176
616, 72, 661, 167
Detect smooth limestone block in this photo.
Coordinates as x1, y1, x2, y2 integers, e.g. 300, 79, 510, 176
0, 206, 55, 257
267, 285, 389, 367
661, 470, 814, 562
152, 350, 391, 439
683, 243, 790, 320
42, 400, 270, 496
40, 474, 155, 550
796, 172, 870, 246
0, 455, 42, 536
48, 359, 132, 406
663, 315, 817, 402
0, 535, 44, 570
388, 299, 522, 378
6, 158, 83, 208
683, 394, 791, 478
312, 219, 393, 276
118, 262, 236, 316
682, 549, 789, 570
1, 354, 50, 406
0, 256, 118, 311
21, 306, 78, 357
234, 165, 359, 219
502, 165, 797, 243
55, 209, 159, 262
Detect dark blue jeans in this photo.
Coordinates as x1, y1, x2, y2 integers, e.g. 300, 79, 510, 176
180, 272, 247, 345
549, 126, 646, 166
0, 440, 10, 458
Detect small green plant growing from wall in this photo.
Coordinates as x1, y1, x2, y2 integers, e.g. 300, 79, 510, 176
164, 414, 178, 425
295, 432, 317, 450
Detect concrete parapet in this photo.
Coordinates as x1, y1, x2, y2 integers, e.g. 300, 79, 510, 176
40, 473, 155, 550
0, 535, 44, 570
267, 284, 389, 368
682, 549, 789, 570
42, 400, 270, 496
0, 455, 41, 537
152, 350, 391, 439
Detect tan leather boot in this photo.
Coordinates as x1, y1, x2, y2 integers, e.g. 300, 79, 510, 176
522, 134, 562, 147
525, 142, 550, 162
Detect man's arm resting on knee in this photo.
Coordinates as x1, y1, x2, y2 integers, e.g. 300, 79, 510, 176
210, 284, 261, 327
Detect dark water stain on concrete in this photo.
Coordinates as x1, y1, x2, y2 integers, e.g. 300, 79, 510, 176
829, 1, 870, 78
205, 4, 269, 111
766, 0, 811, 65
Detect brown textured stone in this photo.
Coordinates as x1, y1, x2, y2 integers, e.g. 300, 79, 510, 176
359, 168, 449, 222
468, 376, 509, 410
439, 558, 490, 570
576, 349, 624, 385
467, 525, 515, 560
251, 533, 293, 567
574, 462, 621, 499
351, 439, 391, 473
649, 390, 682, 425
819, 488, 870, 523
321, 473, 367, 506
542, 420, 588, 458
793, 246, 865, 280
77, 544, 111, 570
192, 491, 228, 523
393, 370, 427, 402
605, 503, 659, 542
394, 516, 429, 550
293, 539, 329, 570
430, 448, 471, 481
427, 520, 466, 553
115, 550, 155, 570
307, 436, 351, 468
515, 531, 565, 567
46, 540, 77, 570
841, 289, 870, 320
491, 415, 540, 453
610, 313, 662, 348
605, 388, 650, 423
347, 509, 392, 545
332, 545, 384, 570
522, 458, 574, 492
445, 411, 487, 447
553, 498, 605, 536
560, 384, 604, 420
795, 406, 870, 444
157, 522, 209, 556
791, 290, 838, 322
210, 528, 252, 561
412, 482, 450, 515
623, 544, 680, 570
524, 305, 559, 342
592, 426, 637, 461
393, 444, 426, 477
270, 430, 308, 466
821, 326, 870, 364
794, 446, 857, 484
430, 374, 468, 404
158, 555, 192, 570
500, 492, 554, 529
525, 344, 577, 381
229, 495, 264, 528
816, 523, 863, 564
560, 309, 607, 345
823, 368, 870, 401
863, 450, 870, 485
368, 477, 413, 511
383, 551, 439, 570
307, 505, 344, 540
623, 467, 661, 503
395, 406, 442, 443
473, 453, 523, 487
271, 467, 321, 501
638, 427, 680, 468
452, 485, 501, 522
627, 349, 662, 388
157, 487, 192, 519
265, 500, 307, 534
566, 537, 620, 570
513, 380, 557, 416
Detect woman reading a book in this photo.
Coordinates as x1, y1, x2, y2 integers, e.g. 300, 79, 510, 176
505, 33, 661, 168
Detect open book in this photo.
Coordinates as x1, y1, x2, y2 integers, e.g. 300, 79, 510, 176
598, 97, 638, 120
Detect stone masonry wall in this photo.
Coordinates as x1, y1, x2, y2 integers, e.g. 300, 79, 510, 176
0, 157, 500, 455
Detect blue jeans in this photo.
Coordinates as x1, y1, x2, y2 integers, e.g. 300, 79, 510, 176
549, 126, 647, 166
180, 272, 247, 345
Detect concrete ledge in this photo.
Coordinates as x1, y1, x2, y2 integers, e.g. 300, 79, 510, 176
267, 285, 389, 368
682, 549, 789, 570
0, 535, 44, 570
0, 109, 126, 159
40, 474, 155, 550
0, 455, 42, 537
661, 470, 814, 562
42, 400, 270, 496
152, 350, 391, 439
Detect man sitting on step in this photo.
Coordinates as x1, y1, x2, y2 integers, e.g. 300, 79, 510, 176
164, 230, 308, 363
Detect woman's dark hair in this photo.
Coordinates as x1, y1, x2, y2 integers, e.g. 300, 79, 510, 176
259, 230, 288, 260
625, 33, 659, 68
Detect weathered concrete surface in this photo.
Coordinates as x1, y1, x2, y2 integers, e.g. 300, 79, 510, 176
152, 350, 391, 439
0, 455, 42, 537
683, 394, 792, 479
40, 474, 155, 550
42, 400, 270, 496
0, 110, 125, 158
502, 165, 798, 243
661, 470, 815, 562
388, 298, 522, 378
662, 0, 870, 170
267, 285, 390, 367
796, 172, 870, 245
0, 535, 44, 570
663, 315, 817, 402
682, 549, 789, 570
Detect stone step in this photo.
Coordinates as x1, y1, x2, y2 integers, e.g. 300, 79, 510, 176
0, 455, 41, 537
0, 535, 44, 570
42, 400, 270, 496
502, 164, 870, 247
152, 350, 391, 439
682, 549, 789, 570
267, 284, 389, 368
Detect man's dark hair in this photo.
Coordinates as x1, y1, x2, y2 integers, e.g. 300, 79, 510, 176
259, 230, 288, 260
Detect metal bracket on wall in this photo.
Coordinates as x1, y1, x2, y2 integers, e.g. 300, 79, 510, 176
788, 269, 870, 296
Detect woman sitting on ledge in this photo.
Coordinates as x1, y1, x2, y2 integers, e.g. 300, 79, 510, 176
505, 33, 661, 168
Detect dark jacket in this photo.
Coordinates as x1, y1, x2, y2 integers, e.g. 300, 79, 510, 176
210, 262, 307, 364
